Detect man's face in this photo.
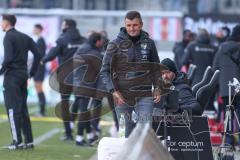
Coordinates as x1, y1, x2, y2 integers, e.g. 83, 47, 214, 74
61, 21, 68, 31
162, 70, 175, 84
96, 39, 103, 48
125, 18, 142, 37
1, 20, 9, 32
33, 27, 40, 35
183, 32, 193, 43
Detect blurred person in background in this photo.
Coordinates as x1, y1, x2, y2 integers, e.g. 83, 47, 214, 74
213, 26, 231, 47
211, 26, 230, 122
182, 28, 217, 85
100, 30, 119, 136
73, 32, 104, 146
213, 24, 240, 148
0, 14, 40, 150
41, 19, 86, 141
172, 29, 194, 70
182, 28, 217, 112
32, 24, 46, 117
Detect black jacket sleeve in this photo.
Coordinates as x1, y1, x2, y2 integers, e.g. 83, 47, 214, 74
29, 38, 41, 77
37, 38, 46, 58
212, 46, 221, 71
150, 40, 160, 63
149, 40, 161, 89
0, 36, 14, 75
181, 43, 192, 66
42, 38, 63, 63
100, 42, 118, 92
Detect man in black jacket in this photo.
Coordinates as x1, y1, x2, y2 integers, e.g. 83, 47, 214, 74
182, 28, 217, 85
101, 11, 161, 137
41, 19, 86, 141
172, 30, 194, 70
213, 24, 240, 147
0, 14, 41, 150
33, 24, 47, 117
73, 32, 104, 146
161, 58, 202, 115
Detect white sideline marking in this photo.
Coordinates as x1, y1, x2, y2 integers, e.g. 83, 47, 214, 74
34, 128, 61, 145
0, 128, 61, 150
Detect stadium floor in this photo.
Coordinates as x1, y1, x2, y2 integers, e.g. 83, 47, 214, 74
1, 104, 240, 160
0, 104, 112, 160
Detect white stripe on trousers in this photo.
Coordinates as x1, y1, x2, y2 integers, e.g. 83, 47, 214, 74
9, 109, 18, 142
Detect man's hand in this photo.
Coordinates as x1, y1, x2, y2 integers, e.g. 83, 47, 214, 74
153, 88, 161, 103
112, 91, 125, 105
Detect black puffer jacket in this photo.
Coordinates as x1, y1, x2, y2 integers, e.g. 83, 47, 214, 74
213, 40, 240, 97
173, 72, 202, 115
182, 33, 217, 85
100, 27, 160, 92
73, 41, 105, 90
42, 27, 86, 64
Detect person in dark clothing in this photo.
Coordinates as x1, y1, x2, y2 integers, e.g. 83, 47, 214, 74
213, 24, 240, 147
101, 11, 161, 137
32, 24, 47, 117
213, 26, 231, 47
172, 30, 194, 70
161, 58, 202, 115
212, 26, 231, 121
72, 32, 104, 146
41, 19, 86, 141
182, 28, 217, 86
182, 29, 217, 112
100, 30, 119, 133
0, 14, 41, 150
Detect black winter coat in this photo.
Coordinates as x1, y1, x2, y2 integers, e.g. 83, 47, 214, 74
174, 73, 199, 106
172, 41, 188, 70
182, 34, 217, 85
101, 27, 160, 93
42, 27, 86, 64
213, 40, 240, 97
155, 72, 202, 115
73, 42, 105, 91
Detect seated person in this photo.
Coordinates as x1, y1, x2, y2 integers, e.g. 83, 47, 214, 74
160, 58, 202, 116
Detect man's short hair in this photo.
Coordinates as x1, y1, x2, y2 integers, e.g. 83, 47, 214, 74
34, 24, 43, 31
64, 19, 77, 28
88, 32, 102, 44
183, 29, 191, 36
125, 11, 142, 22
2, 14, 17, 26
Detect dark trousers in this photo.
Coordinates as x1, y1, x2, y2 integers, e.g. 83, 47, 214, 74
3, 71, 33, 144
72, 96, 91, 136
60, 94, 75, 137
91, 99, 102, 132
59, 84, 75, 137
